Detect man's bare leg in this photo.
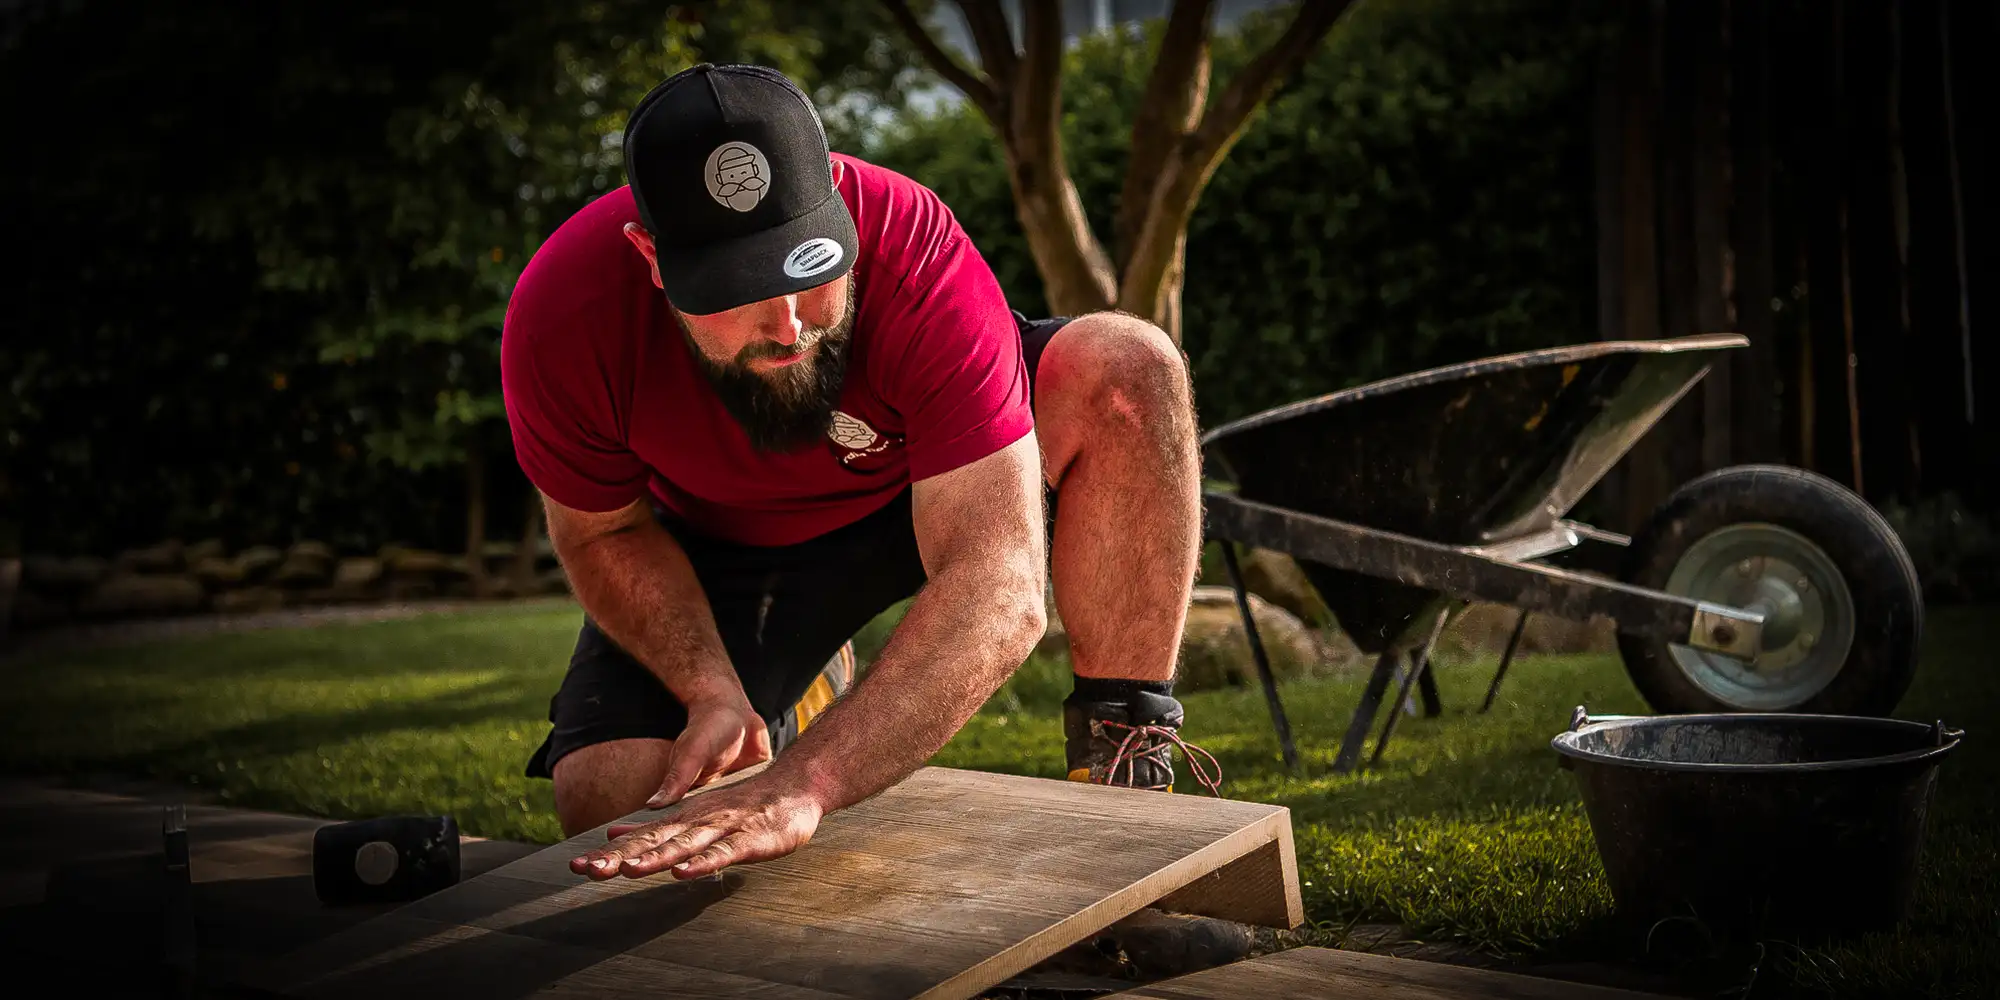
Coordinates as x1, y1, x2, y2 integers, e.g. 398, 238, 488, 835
551, 738, 675, 836
1033, 312, 1202, 789
1034, 311, 1201, 682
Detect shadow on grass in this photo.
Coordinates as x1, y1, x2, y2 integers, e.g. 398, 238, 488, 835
86, 677, 544, 773
0, 607, 579, 782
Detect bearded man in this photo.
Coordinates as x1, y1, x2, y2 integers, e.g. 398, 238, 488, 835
500, 64, 1203, 882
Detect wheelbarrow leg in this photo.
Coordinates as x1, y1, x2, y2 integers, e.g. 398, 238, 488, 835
1219, 542, 1299, 772
1478, 610, 1532, 713
1334, 650, 1398, 774
1414, 599, 1467, 717
1417, 657, 1444, 717
1370, 606, 1453, 768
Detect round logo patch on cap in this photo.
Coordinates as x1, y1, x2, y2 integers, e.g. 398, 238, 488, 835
704, 141, 770, 212
783, 237, 844, 279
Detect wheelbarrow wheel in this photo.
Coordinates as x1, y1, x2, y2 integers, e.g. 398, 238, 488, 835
1616, 464, 1921, 716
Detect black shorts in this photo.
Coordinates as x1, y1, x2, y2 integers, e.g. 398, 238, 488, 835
524, 312, 1072, 779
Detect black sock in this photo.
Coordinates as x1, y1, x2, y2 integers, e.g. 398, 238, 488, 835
1068, 675, 1173, 703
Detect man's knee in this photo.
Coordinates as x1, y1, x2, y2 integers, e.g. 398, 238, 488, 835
551, 737, 674, 837
1037, 311, 1194, 433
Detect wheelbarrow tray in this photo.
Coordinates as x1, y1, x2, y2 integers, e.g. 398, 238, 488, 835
1201, 334, 1751, 653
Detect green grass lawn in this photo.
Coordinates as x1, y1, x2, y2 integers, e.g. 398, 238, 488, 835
3, 602, 1992, 997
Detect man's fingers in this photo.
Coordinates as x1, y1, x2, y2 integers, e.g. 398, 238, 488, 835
571, 820, 683, 879
620, 824, 731, 878
649, 726, 729, 808
648, 756, 706, 809
666, 834, 747, 880
606, 822, 642, 840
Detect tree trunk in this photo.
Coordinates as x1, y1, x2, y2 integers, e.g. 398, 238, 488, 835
464, 446, 488, 598
883, 0, 1349, 345
511, 487, 543, 594
1157, 231, 1187, 347
1115, 155, 1208, 336
1001, 143, 1116, 316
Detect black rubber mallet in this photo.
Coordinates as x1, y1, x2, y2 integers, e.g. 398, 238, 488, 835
312, 815, 461, 905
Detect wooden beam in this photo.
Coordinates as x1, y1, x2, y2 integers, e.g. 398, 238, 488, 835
1692, 0, 1735, 473
1604, 0, 1669, 533
1731, 0, 1781, 465
1800, 0, 1859, 489
1649, 0, 1705, 509
1102, 945, 1676, 999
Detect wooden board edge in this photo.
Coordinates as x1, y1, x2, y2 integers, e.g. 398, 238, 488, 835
911, 807, 1292, 1000
1150, 808, 1303, 928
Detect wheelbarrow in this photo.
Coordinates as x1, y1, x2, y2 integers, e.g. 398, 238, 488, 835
1200, 334, 1923, 773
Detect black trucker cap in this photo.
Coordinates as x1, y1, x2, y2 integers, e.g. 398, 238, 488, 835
622, 63, 857, 316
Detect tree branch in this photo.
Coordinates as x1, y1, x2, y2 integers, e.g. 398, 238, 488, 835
880, 0, 1002, 122
958, 0, 1021, 94
1014, 0, 1063, 143
1114, 0, 1214, 268
1000, 0, 1114, 314
1189, 0, 1354, 167
1117, 0, 1354, 328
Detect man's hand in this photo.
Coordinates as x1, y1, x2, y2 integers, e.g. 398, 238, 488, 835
646, 693, 772, 808
571, 777, 822, 880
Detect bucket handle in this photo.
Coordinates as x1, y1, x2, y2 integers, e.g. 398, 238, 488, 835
1568, 705, 1639, 731
1933, 720, 1964, 747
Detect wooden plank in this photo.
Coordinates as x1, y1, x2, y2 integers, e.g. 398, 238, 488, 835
255, 767, 1298, 1000
1103, 946, 1672, 1000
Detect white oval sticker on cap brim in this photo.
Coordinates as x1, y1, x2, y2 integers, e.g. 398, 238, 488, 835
783, 238, 844, 280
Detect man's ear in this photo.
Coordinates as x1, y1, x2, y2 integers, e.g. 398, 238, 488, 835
622, 222, 664, 290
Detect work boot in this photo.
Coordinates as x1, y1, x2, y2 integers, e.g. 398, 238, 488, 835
1063, 688, 1220, 794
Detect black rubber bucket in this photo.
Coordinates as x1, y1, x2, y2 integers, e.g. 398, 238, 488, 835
1552, 707, 1962, 938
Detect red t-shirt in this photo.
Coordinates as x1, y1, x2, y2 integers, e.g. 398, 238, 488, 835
501, 153, 1032, 547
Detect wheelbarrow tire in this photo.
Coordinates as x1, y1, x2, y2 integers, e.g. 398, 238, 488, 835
1616, 464, 1921, 716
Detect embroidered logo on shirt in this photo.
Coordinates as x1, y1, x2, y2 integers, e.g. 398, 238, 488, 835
784, 238, 844, 279
705, 142, 769, 212
827, 410, 902, 473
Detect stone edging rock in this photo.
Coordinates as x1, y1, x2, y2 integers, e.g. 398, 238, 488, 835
7, 538, 572, 635
1, 595, 581, 660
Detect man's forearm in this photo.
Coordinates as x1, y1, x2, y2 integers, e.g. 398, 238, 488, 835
766, 562, 1045, 812
555, 519, 741, 706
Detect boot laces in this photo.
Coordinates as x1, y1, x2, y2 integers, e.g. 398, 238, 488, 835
1096, 720, 1224, 796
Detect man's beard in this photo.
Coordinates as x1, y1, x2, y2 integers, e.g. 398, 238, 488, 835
684, 283, 856, 454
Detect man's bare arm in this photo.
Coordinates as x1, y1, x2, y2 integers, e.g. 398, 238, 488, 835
765, 431, 1049, 812
544, 495, 769, 801
544, 497, 741, 706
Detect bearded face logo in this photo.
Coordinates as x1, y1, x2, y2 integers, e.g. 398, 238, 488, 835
704, 142, 770, 212
826, 410, 902, 473
828, 411, 878, 450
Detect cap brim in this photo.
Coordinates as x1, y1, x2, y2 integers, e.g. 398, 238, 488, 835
655, 193, 859, 316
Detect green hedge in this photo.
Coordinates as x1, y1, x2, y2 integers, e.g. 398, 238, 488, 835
7, 0, 1606, 556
